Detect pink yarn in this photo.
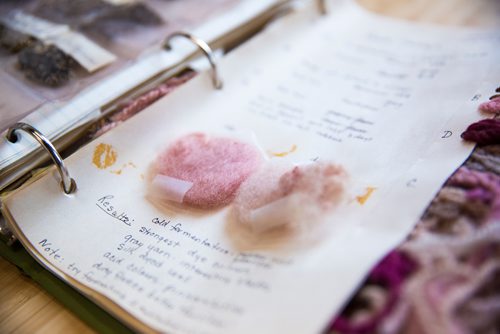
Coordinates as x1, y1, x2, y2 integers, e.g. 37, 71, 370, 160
93, 71, 196, 138
369, 251, 417, 287
329, 140, 500, 334
112, 71, 196, 123
478, 97, 500, 114
330, 251, 417, 334
449, 167, 500, 220
396, 234, 500, 334
155, 133, 262, 209
461, 119, 500, 146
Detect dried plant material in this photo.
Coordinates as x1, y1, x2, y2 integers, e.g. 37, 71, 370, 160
32, 0, 112, 24
82, 3, 164, 38
32, 0, 163, 38
0, 24, 33, 53
17, 41, 75, 87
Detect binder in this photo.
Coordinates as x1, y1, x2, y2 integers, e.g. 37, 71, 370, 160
0, 0, 290, 192
0, 1, 291, 332
1, 0, 499, 333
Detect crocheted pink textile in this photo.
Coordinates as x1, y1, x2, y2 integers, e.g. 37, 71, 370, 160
329, 145, 500, 333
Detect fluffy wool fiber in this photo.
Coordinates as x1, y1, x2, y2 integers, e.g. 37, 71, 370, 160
234, 161, 347, 233
153, 133, 262, 209
478, 97, 500, 114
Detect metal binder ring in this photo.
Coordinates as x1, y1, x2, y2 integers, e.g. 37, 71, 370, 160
6, 122, 76, 194
164, 32, 223, 90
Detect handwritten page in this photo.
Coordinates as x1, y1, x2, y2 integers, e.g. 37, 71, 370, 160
3, 1, 500, 333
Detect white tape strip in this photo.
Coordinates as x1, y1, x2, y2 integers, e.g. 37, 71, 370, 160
248, 196, 299, 233
151, 174, 193, 203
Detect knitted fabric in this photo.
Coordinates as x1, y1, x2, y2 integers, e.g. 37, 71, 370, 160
329, 143, 500, 334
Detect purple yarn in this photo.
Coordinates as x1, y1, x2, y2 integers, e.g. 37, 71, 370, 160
330, 250, 417, 334
466, 187, 494, 203
369, 250, 417, 287
461, 119, 500, 146
466, 242, 500, 268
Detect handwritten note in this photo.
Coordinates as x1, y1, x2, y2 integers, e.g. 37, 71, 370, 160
3, 1, 500, 333
79, 195, 290, 330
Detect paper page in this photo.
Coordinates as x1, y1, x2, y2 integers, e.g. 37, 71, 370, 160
3, 1, 500, 333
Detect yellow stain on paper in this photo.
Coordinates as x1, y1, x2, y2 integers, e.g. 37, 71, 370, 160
356, 187, 376, 205
110, 162, 137, 175
92, 143, 117, 169
270, 144, 297, 157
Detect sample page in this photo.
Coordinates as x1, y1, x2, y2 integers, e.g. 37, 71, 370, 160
3, 1, 499, 333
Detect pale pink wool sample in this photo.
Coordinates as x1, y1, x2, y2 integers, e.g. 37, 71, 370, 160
234, 161, 347, 233
154, 133, 262, 209
478, 97, 500, 114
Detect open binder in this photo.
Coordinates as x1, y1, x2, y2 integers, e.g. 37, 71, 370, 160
0, 0, 290, 192
1, 0, 500, 333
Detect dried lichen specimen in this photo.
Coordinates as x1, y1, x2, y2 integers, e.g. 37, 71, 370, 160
18, 42, 75, 87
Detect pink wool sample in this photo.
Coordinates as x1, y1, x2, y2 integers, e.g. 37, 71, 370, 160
234, 161, 347, 233
478, 97, 500, 114
153, 133, 262, 209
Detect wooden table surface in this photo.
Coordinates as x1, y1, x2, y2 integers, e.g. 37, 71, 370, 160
1, 1, 499, 333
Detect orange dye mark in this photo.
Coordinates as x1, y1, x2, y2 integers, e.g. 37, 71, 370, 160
110, 162, 136, 176
356, 187, 376, 205
270, 144, 297, 157
92, 143, 117, 169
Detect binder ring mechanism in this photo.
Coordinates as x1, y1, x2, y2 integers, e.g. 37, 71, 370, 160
6, 123, 77, 194
164, 32, 223, 90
